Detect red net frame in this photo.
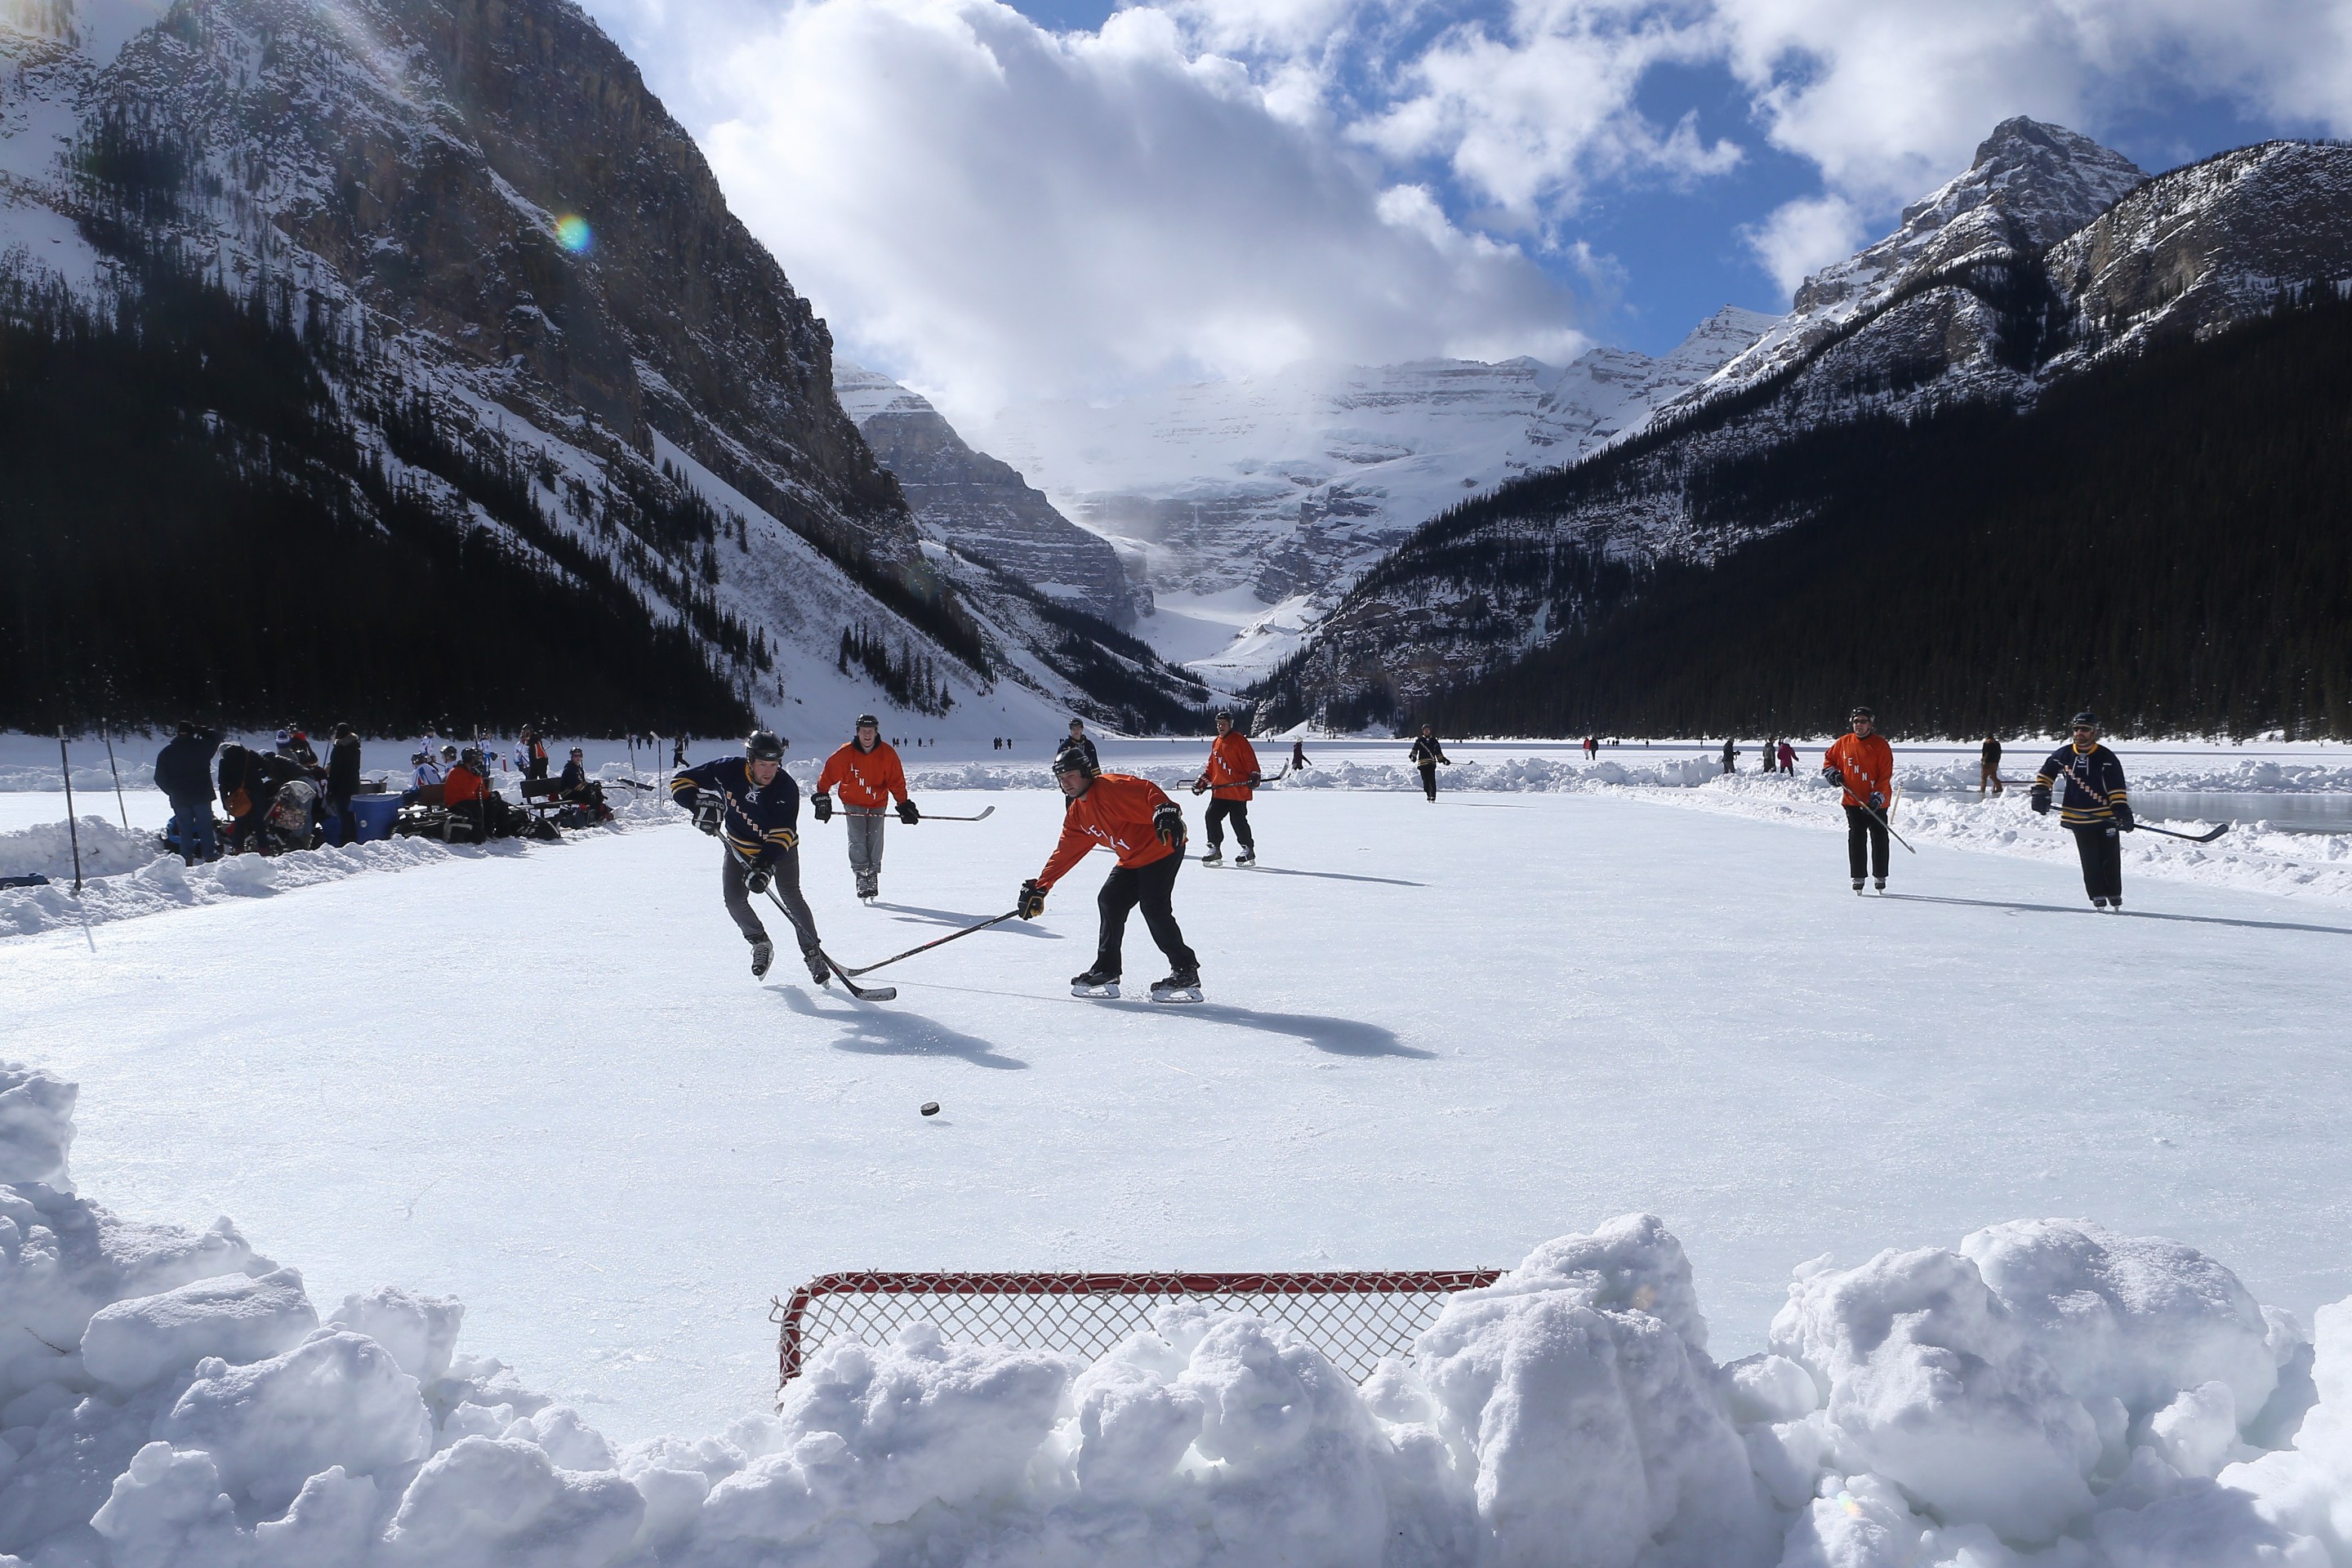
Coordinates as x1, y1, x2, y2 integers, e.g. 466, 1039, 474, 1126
772, 1268, 1503, 1391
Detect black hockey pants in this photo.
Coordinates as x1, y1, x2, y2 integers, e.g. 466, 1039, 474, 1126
2069, 823, 2124, 904
1418, 763, 1439, 801
723, 845, 821, 956
1204, 798, 1253, 849
1844, 805, 1890, 880
1094, 853, 1197, 978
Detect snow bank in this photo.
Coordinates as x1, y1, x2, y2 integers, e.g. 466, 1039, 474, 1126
3, 1061, 2350, 1566
0, 787, 672, 939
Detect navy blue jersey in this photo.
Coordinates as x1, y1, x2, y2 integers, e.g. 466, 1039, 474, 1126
2034, 743, 2128, 826
671, 757, 801, 865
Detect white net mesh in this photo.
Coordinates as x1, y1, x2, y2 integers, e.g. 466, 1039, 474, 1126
773, 1269, 1502, 1390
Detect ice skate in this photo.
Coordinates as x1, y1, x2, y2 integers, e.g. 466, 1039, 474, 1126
1200, 846, 1223, 866
1873, 878, 1886, 893
1070, 969, 1120, 999
1852, 879, 1865, 894
1149, 969, 1203, 1004
750, 939, 774, 978
804, 949, 831, 985
1235, 848, 1255, 866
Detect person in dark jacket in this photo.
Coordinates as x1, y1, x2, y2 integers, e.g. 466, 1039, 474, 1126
1980, 734, 2005, 795
326, 724, 362, 834
154, 724, 220, 864
218, 742, 297, 853
2033, 712, 2133, 911
1062, 719, 1101, 776
672, 731, 827, 983
1409, 725, 1450, 801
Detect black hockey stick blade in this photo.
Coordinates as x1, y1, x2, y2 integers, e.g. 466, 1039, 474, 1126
824, 953, 896, 1001
2135, 821, 2231, 844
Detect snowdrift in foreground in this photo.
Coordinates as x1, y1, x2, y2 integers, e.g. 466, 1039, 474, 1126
2, 1063, 2348, 1567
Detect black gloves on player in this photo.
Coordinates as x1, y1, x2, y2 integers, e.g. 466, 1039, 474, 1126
811, 791, 832, 822
2030, 786, 2051, 815
898, 800, 920, 825
746, 865, 772, 895
1017, 880, 1047, 920
693, 799, 724, 835
1153, 802, 1185, 849
2113, 804, 2136, 831
1868, 792, 1886, 810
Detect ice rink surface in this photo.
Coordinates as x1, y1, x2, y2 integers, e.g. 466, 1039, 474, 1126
2, 786, 2347, 1446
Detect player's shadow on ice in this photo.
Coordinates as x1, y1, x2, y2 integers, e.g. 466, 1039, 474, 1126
1883, 893, 2352, 937
1110, 1000, 1433, 1059
777, 987, 1029, 1071
873, 902, 1061, 938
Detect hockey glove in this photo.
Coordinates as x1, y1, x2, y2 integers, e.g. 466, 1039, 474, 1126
811, 791, 832, 822
1868, 792, 1886, 811
746, 865, 773, 895
2113, 805, 2136, 832
1153, 802, 1186, 849
1017, 880, 1048, 920
2030, 786, 2051, 815
898, 799, 920, 825
693, 798, 724, 836
1191, 777, 1209, 796
1820, 766, 1842, 788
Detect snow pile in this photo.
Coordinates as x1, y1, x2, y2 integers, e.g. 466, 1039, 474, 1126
0, 760, 157, 794
3, 1061, 2350, 1566
0, 790, 674, 939
0, 815, 167, 882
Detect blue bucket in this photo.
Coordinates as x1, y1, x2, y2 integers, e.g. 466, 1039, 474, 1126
350, 794, 401, 844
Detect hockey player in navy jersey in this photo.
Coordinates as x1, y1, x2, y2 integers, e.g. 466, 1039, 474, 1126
672, 730, 828, 982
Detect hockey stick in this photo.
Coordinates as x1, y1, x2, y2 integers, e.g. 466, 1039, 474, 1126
918, 806, 996, 822
840, 910, 1022, 977
1826, 773, 1915, 854
2038, 759, 2228, 844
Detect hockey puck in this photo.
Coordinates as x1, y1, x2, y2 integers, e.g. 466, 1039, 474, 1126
920, 1102, 940, 1117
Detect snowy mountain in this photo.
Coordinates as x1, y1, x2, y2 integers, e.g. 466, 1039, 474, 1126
0, 0, 1200, 737
972, 307, 1775, 685
832, 361, 1147, 629
1260, 120, 2352, 730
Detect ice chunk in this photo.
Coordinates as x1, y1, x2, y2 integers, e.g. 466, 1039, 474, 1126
377, 1435, 644, 1568
2219, 1298, 2352, 1562
0, 1063, 74, 1190
1062, 1353, 1203, 1504
1962, 1219, 2276, 1421
330, 1285, 463, 1383
1418, 1216, 1771, 1568
82, 1268, 318, 1392
2145, 1381, 2247, 1480
1770, 1245, 2098, 1543
1725, 1352, 1819, 1425
155, 1330, 432, 1510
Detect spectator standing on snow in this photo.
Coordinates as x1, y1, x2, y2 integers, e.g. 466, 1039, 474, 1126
1778, 738, 1797, 775
1291, 737, 1309, 773
326, 724, 362, 828
813, 714, 915, 902
1063, 719, 1100, 776
1409, 725, 1450, 801
1192, 710, 1262, 866
671, 730, 826, 982
1018, 746, 1200, 1002
1980, 734, 2006, 795
154, 723, 220, 864
672, 735, 688, 767
1822, 707, 1895, 894
2033, 713, 2133, 911
1721, 739, 1738, 775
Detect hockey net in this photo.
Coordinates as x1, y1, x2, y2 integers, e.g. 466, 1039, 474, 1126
771, 1268, 1503, 1390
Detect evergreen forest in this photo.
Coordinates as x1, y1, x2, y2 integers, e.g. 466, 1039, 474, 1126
1302, 292, 2352, 739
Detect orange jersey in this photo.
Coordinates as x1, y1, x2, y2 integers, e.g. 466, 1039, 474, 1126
1823, 732, 1894, 808
1200, 732, 1261, 800
817, 741, 907, 809
443, 765, 488, 805
1037, 773, 1177, 887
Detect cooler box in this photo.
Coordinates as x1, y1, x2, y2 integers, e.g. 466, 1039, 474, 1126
350, 794, 400, 843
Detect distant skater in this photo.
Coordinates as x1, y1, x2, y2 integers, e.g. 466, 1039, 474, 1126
1192, 710, 1262, 866
1409, 724, 1450, 801
813, 714, 915, 902
2033, 712, 2133, 911
1290, 737, 1308, 773
1822, 706, 1895, 894
1777, 738, 1797, 775
1980, 734, 2005, 795
672, 735, 688, 767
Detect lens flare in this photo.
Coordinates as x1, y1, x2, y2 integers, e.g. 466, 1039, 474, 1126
555, 215, 592, 253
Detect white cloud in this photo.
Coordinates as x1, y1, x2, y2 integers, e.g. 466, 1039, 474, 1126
698, 0, 1588, 427
1739, 192, 1862, 298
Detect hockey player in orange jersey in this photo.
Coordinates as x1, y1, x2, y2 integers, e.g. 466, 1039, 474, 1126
1191, 710, 1263, 866
1822, 706, 1897, 894
813, 713, 915, 902
1018, 746, 1201, 1002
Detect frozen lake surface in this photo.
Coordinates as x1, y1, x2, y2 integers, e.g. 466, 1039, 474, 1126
3, 785, 2347, 1447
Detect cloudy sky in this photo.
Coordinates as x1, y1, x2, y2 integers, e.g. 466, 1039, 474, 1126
580, 0, 2352, 426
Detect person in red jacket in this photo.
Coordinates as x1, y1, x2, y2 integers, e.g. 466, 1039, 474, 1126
1821, 706, 1896, 893
1191, 710, 1262, 865
1018, 748, 1201, 1002
813, 713, 915, 901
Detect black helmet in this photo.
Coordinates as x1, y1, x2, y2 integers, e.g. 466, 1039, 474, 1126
855, 713, 880, 730
2070, 710, 2099, 730
1054, 742, 1098, 779
1849, 706, 1875, 721
440, 744, 458, 760
746, 730, 786, 762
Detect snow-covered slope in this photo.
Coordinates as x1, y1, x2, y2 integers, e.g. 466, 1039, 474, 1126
0, 0, 1196, 738
974, 308, 1775, 685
